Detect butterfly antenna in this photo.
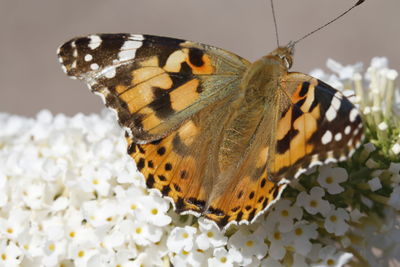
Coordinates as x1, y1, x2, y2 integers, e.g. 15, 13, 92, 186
270, 0, 280, 47
290, 0, 365, 48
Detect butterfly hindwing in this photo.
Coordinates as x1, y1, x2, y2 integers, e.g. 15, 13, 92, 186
271, 73, 363, 179
57, 34, 250, 143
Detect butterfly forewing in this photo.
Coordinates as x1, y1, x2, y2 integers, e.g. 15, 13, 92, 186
272, 73, 363, 179
58, 34, 250, 143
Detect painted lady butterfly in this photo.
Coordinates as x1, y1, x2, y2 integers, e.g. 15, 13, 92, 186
57, 33, 363, 228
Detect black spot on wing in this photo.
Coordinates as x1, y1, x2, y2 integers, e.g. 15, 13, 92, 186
146, 174, 155, 188
276, 128, 299, 154
172, 134, 190, 155
180, 62, 193, 74
149, 87, 174, 119
299, 82, 310, 97
187, 198, 206, 211
188, 48, 204, 67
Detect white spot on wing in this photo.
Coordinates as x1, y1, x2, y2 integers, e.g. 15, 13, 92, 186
90, 63, 99, 70
321, 130, 332, 144
331, 95, 341, 110
88, 35, 102, 50
118, 40, 143, 61
349, 108, 358, 122
131, 34, 144, 41
325, 107, 337, 121
84, 54, 93, 62
61, 65, 67, 73
105, 67, 117, 78
344, 125, 351, 135
335, 133, 342, 141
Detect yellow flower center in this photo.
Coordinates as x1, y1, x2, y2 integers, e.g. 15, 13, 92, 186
135, 227, 142, 234
273, 232, 281, 240
48, 243, 55, 251
325, 176, 334, 184
281, 210, 289, 217
330, 215, 337, 222
207, 232, 214, 238
151, 208, 158, 215
182, 232, 189, 238
220, 257, 227, 263
327, 259, 335, 265
310, 200, 318, 208
92, 179, 99, 185
78, 250, 85, 257
295, 228, 303, 236
245, 240, 254, 247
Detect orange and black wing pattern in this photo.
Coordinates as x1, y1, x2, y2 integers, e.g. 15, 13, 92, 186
271, 73, 363, 180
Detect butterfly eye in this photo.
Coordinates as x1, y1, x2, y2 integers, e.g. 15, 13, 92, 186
279, 55, 292, 69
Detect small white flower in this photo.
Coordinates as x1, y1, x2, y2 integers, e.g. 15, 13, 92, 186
326, 58, 363, 80
42, 239, 67, 267
114, 185, 148, 217
102, 229, 125, 250
16, 230, 43, 259
368, 177, 382, 191
0, 240, 23, 267
119, 219, 163, 246
81, 199, 120, 228
42, 216, 65, 241
296, 187, 331, 216
312, 245, 353, 267
286, 221, 318, 256
208, 247, 236, 267
78, 165, 112, 197
170, 243, 210, 267
265, 226, 291, 261
167, 226, 197, 253
112, 248, 138, 267
292, 253, 308, 267
196, 218, 227, 250
317, 166, 348, 194
324, 206, 350, 236
228, 228, 268, 265
389, 186, 400, 210
260, 256, 283, 267
132, 237, 168, 267
64, 208, 98, 244
388, 162, 400, 185
22, 181, 47, 209
137, 195, 171, 227
0, 208, 29, 240
68, 241, 99, 267
349, 208, 365, 223
267, 199, 303, 233
0, 170, 8, 207
391, 143, 400, 155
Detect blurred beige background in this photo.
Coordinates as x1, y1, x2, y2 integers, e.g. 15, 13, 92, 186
1, 0, 399, 116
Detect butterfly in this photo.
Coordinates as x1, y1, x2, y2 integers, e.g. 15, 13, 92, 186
57, 33, 363, 229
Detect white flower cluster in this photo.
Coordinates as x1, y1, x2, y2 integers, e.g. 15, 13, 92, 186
0, 57, 398, 266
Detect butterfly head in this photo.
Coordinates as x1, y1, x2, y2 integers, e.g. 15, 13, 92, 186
269, 45, 294, 69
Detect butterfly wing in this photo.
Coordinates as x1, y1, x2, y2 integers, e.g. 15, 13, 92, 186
57, 34, 250, 143
199, 72, 364, 228
271, 72, 364, 180
58, 34, 256, 227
